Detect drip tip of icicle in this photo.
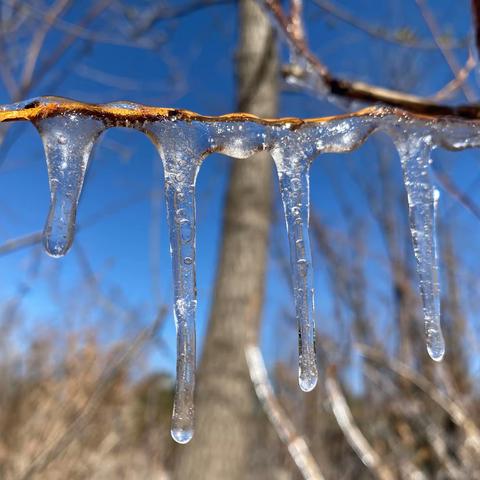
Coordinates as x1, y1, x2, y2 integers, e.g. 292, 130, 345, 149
171, 427, 194, 444
43, 203, 76, 258
43, 236, 73, 258
427, 339, 445, 362
299, 369, 318, 392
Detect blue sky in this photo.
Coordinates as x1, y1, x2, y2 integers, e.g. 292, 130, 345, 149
0, 0, 479, 380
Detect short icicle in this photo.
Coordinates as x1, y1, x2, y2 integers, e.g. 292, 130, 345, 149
145, 121, 207, 444
35, 114, 104, 257
394, 132, 445, 361
271, 145, 318, 392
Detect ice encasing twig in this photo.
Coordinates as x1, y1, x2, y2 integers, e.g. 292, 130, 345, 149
35, 114, 104, 257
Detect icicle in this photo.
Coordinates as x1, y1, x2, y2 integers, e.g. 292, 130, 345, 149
144, 120, 208, 444
394, 133, 445, 361
35, 114, 104, 257
271, 143, 318, 392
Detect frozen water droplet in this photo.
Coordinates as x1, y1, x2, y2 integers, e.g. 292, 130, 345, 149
271, 145, 318, 390
299, 368, 318, 392
35, 114, 104, 257
393, 132, 445, 361
171, 426, 193, 444
427, 338, 445, 362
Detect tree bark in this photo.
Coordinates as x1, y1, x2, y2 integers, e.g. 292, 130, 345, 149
172, 1, 278, 479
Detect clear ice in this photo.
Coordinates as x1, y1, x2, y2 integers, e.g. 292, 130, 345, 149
8, 96, 480, 443
144, 120, 208, 444
393, 131, 445, 361
271, 141, 318, 392
34, 114, 104, 257
269, 118, 374, 391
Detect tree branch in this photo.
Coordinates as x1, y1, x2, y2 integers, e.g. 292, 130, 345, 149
415, 0, 476, 101
311, 0, 465, 50
472, 0, 480, 59
359, 344, 480, 455
261, 0, 480, 118
325, 367, 396, 480
245, 344, 326, 480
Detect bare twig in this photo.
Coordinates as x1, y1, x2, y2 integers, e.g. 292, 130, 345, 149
433, 164, 480, 221
424, 423, 464, 479
359, 344, 480, 454
311, 0, 464, 50
245, 344, 326, 480
0, 191, 149, 257
432, 51, 477, 101
472, 0, 480, 60
20, 0, 72, 96
415, 0, 476, 102
325, 367, 396, 480
127, 0, 233, 38
289, 0, 305, 44
0, 231, 43, 256
261, 0, 480, 117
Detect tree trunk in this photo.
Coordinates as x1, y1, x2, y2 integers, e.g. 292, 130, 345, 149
172, 1, 278, 479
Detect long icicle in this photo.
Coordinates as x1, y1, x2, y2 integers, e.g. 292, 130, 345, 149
34, 114, 104, 257
271, 146, 318, 391
145, 121, 205, 444
165, 164, 198, 444
394, 133, 445, 361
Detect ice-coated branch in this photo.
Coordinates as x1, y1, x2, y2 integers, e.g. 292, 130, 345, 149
245, 344, 325, 480
6, 95, 480, 124
359, 344, 480, 455
5, 95, 480, 444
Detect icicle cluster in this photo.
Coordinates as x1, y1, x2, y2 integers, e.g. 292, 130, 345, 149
3, 97, 480, 443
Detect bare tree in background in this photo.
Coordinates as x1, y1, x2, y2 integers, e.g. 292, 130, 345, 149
172, 1, 278, 478
4, 1, 480, 479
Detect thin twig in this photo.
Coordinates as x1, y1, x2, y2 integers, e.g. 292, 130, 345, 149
472, 0, 480, 60
325, 367, 396, 480
432, 51, 477, 101
415, 0, 476, 102
289, 0, 305, 44
20, 0, 72, 95
311, 0, 464, 50
260, 0, 480, 117
433, 164, 480, 221
359, 344, 480, 454
245, 344, 326, 480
